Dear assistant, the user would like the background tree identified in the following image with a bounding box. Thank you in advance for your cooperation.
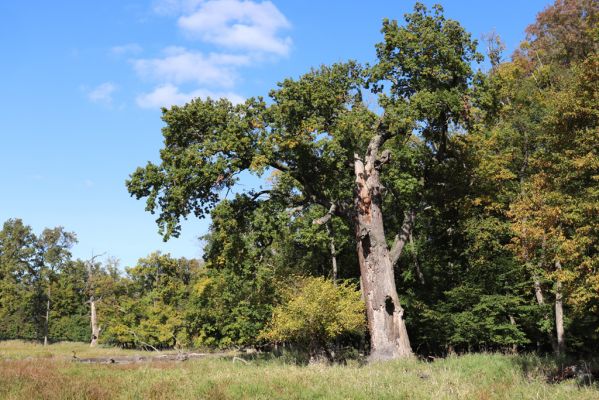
[0,219,39,340]
[36,227,77,345]
[102,253,199,349]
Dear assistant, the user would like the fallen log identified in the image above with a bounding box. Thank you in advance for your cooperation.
[72,352,210,364]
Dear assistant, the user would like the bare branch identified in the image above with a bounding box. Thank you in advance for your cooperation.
[287,205,306,215]
[269,160,290,172]
[313,204,337,225]
[129,330,161,353]
[249,190,272,201]
[375,149,391,170]
[389,210,416,267]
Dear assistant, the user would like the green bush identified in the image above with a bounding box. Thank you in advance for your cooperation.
[260,277,365,358]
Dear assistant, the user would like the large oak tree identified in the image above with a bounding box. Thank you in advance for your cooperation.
[127,3,480,360]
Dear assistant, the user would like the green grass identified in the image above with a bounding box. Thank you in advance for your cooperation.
[0,341,597,399]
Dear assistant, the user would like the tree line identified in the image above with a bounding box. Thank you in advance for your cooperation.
[1,1,597,359]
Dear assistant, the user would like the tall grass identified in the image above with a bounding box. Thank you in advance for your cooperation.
[0,341,596,399]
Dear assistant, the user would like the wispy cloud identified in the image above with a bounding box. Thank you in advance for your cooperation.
[136,83,244,109]
[87,82,117,105]
[133,47,249,87]
[178,0,292,55]
[111,43,143,56]
[152,0,203,16]
[125,0,291,110]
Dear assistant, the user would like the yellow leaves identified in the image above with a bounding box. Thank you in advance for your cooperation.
[568,269,599,312]
[284,138,300,150]
[548,268,576,285]
[249,119,263,129]
[472,197,483,207]
[260,277,365,345]
[193,276,212,297]
[572,151,599,171]
[249,154,269,174]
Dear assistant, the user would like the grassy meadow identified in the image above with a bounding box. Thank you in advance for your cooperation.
[0,341,597,399]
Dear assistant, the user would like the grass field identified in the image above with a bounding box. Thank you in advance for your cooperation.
[0,341,597,400]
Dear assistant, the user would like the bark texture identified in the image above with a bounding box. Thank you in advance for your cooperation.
[533,276,545,305]
[353,134,412,361]
[533,275,559,353]
[90,297,100,347]
[326,223,338,283]
[43,298,50,346]
[555,260,565,355]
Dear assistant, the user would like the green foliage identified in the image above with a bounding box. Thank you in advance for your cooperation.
[0,219,87,342]
[2,1,598,359]
[186,269,275,348]
[261,277,365,353]
[371,2,483,143]
[0,219,39,339]
[102,253,198,349]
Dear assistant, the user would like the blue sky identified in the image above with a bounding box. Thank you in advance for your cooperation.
[0,0,551,268]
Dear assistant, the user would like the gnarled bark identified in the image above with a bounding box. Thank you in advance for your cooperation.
[353,133,412,361]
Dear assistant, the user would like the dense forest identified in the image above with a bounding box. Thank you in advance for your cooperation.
[1,0,597,361]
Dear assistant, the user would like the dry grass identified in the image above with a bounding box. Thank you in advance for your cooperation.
[0,341,597,399]
[0,340,142,360]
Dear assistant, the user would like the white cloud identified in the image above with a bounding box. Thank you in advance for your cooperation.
[111,43,143,56]
[87,82,117,104]
[178,0,292,55]
[133,47,249,87]
[129,0,291,110]
[152,0,203,15]
[136,83,244,109]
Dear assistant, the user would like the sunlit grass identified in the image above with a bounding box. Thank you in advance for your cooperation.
[0,341,596,399]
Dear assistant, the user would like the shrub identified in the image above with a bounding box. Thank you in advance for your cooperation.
[260,277,365,359]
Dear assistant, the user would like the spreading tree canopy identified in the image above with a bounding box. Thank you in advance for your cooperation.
[127,3,481,360]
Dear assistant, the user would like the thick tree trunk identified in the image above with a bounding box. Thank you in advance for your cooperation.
[90,297,100,347]
[555,260,565,355]
[353,139,412,361]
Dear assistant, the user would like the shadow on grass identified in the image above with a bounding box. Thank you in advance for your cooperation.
[231,345,368,367]
[511,353,599,388]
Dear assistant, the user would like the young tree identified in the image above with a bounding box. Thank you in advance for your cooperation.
[36,227,77,345]
[127,4,481,360]
[103,253,198,349]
